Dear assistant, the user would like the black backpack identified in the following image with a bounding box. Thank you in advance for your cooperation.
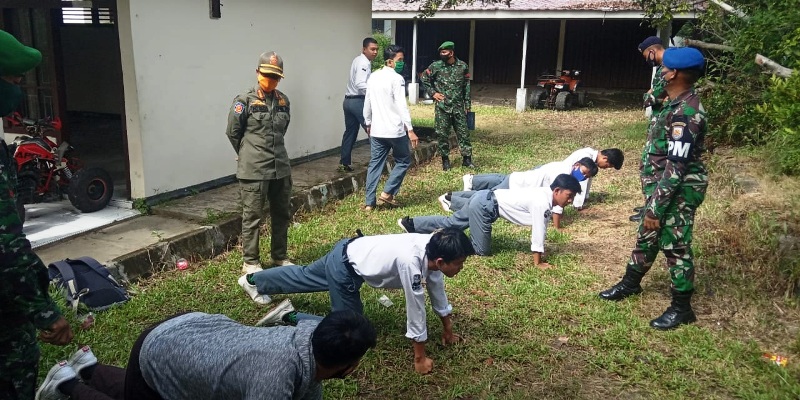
[48,257,130,312]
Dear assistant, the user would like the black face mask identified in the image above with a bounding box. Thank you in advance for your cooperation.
[440,54,451,62]
[646,50,657,67]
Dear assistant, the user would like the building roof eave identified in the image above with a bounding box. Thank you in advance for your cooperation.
[372,10,698,20]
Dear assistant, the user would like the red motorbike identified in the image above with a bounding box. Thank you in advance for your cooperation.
[3,112,113,222]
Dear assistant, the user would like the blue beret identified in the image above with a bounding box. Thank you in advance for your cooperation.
[662,47,705,70]
[637,36,662,52]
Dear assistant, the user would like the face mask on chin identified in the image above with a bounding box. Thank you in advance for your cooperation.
[647,50,657,67]
[0,78,24,117]
[440,53,451,62]
[257,74,279,93]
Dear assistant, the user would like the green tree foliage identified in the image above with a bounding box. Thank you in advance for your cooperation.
[402,0,510,17]
[640,0,800,174]
[370,32,393,72]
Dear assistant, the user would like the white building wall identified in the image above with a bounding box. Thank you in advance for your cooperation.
[119,0,372,198]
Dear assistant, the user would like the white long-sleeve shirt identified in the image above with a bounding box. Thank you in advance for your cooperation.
[363,66,413,138]
[494,187,554,253]
[345,54,371,96]
[561,147,597,209]
[508,161,571,191]
[348,233,451,342]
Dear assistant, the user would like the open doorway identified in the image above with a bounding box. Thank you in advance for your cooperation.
[2,1,138,248]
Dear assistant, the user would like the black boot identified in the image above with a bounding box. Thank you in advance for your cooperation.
[442,157,451,171]
[629,207,644,222]
[462,155,476,168]
[650,289,696,330]
[599,266,645,301]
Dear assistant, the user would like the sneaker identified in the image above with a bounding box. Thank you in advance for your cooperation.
[67,346,97,379]
[397,216,415,233]
[35,361,76,400]
[256,299,295,327]
[272,259,296,267]
[462,174,473,191]
[438,194,452,213]
[337,164,354,173]
[238,275,272,305]
[241,262,263,275]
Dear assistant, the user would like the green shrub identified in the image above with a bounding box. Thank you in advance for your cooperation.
[759,73,800,175]
[370,32,392,71]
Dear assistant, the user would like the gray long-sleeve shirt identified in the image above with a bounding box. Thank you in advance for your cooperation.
[140,313,321,400]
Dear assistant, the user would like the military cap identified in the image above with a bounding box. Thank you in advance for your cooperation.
[637,36,663,52]
[662,47,705,70]
[257,51,284,78]
[438,41,455,51]
[0,29,42,76]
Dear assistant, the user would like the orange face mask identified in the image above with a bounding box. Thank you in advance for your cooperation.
[258,74,279,93]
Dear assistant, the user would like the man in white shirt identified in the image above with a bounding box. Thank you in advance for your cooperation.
[363,44,419,209]
[402,174,581,268]
[561,147,624,211]
[443,158,596,216]
[237,228,475,375]
[339,37,378,172]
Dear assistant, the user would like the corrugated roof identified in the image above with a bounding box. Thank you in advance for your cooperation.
[372,0,643,12]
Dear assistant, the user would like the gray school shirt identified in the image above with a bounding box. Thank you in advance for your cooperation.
[139,312,321,400]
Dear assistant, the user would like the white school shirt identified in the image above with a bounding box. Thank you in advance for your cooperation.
[494,187,553,253]
[348,233,452,342]
[560,147,597,209]
[508,161,571,191]
[363,66,413,138]
[345,54,371,96]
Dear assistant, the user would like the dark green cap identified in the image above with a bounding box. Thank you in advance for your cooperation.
[438,41,455,51]
[0,29,42,76]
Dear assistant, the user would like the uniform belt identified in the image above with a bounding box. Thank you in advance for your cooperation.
[345,95,365,99]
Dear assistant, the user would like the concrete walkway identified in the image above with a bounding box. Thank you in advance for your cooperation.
[36,135,445,283]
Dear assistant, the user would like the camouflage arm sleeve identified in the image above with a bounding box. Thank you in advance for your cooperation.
[421,64,436,97]
[643,66,666,109]
[646,114,698,218]
[0,170,62,330]
[225,95,247,153]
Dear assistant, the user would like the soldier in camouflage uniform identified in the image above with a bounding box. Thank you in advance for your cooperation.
[226,51,294,275]
[599,47,708,331]
[0,29,74,400]
[421,41,473,171]
[631,36,668,223]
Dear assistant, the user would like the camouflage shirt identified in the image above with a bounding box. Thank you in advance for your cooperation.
[421,58,471,113]
[643,89,709,219]
[643,65,667,111]
[226,86,291,180]
[0,151,62,332]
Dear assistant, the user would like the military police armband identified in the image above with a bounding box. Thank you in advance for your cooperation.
[666,120,695,163]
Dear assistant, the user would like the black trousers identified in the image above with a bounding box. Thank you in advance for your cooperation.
[70,314,190,400]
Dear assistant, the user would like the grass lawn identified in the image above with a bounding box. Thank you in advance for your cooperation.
[40,104,800,399]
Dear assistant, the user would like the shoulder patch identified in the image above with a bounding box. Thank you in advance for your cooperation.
[412,274,422,291]
[233,101,244,115]
[544,210,552,219]
[671,122,686,140]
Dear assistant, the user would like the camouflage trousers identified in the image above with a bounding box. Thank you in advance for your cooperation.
[0,324,39,400]
[435,106,471,157]
[627,183,707,292]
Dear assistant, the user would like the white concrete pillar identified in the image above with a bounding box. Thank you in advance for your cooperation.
[516,20,529,113]
[556,19,566,71]
[410,19,419,104]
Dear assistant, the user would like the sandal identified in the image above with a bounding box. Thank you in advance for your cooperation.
[377,194,399,207]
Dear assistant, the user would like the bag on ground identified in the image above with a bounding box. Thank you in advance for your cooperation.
[48,257,130,312]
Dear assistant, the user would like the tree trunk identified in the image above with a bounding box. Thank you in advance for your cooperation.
[685,39,735,52]
[755,54,795,78]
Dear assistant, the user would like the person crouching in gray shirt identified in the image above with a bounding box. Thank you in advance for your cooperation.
[34,310,377,400]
